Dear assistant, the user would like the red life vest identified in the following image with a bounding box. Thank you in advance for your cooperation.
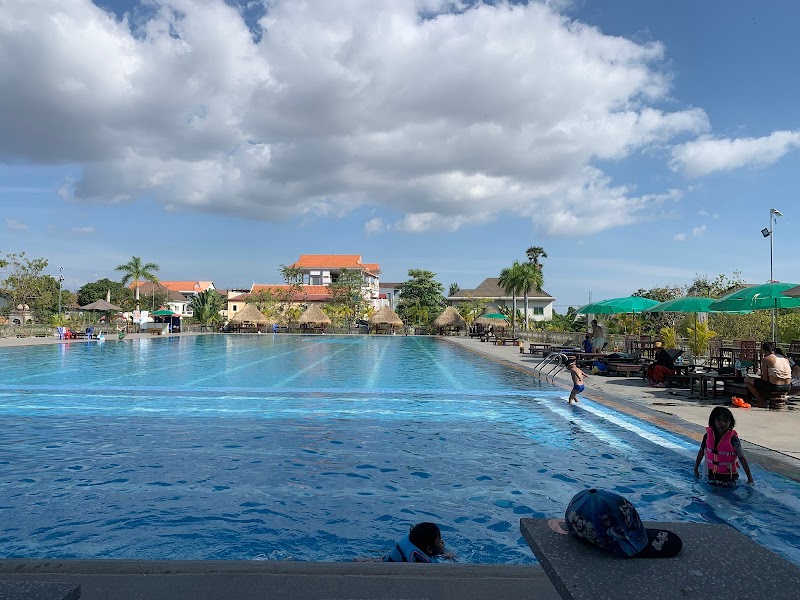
[705,427,739,475]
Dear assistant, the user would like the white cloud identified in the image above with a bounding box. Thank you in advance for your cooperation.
[692,224,707,237]
[72,226,96,234]
[364,217,385,234]
[673,233,686,241]
[0,0,711,234]
[6,218,28,231]
[670,130,800,178]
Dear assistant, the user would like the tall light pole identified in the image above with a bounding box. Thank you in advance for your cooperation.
[57,266,65,318]
[761,208,782,340]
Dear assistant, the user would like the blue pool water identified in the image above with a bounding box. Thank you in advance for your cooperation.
[0,335,798,564]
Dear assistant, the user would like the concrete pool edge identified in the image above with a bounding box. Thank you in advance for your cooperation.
[443,336,800,483]
[0,559,560,600]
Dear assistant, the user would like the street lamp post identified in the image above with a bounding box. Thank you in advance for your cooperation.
[57,266,65,318]
[761,208,783,341]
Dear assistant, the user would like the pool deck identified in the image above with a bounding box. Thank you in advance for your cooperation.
[1,332,798,599]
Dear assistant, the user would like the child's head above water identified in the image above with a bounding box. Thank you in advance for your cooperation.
[408,522,445,556]
[708,406,735,431]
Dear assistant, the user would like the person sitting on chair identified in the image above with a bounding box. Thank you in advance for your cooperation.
[646,342,675,387]
[745,341,791,406]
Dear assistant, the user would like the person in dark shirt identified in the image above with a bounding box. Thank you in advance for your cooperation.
[646,341,675,387]
[581,333,593,353]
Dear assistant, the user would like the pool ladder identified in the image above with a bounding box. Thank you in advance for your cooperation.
[532,352,570,382]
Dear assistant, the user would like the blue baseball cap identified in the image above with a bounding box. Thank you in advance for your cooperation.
[565,488,682,558]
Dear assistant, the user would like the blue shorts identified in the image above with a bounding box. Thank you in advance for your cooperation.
[572,384,585,393]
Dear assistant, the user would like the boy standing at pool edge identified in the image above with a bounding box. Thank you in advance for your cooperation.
[567,356,589,404]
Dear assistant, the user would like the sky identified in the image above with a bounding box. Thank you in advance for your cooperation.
[2,0,799,311]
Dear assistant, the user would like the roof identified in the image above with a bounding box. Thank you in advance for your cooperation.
[248,284,332,302]
[130,280,213,294]
[129,281,187,302]
[298,304,332,326]
[450,277,552,299]
[432,306,467,328]
[369,305,404,326]
[290,255,380,276]
[228,303,269,324]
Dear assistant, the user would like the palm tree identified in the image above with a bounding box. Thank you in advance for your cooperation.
[526,246,548,271]
[517,262,543,332]
[498,265,521,331]
[189,289,226,326]
[115,256,160,311]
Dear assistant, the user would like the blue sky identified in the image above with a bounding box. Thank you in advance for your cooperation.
[2,1,799,311]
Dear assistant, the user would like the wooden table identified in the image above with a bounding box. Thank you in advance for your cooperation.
[689,372,742,401]
[528,342,552,356]
[607,362,643,377]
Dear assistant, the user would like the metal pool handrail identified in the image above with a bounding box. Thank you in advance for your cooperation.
[532,352,569,381]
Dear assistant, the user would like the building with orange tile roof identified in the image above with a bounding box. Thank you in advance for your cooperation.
[288,254,382,309]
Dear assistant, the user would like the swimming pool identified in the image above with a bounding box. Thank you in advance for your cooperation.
[0,335,798,564]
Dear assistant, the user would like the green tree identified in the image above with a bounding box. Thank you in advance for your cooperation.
[76,278,133,307]
[448,283,460,299]
[396,270,445,327]
[249,289,289,322]
[632,284,684,334]
[498,265,520,330]
[115,256,160,310]
[547,308,585,332]
[328,270,368,323]
[190,289,226,326]
[516,262,542,331]
[526,246,548,271]
[456,297,490,324]
[0,252,50,313]
[279,264,303,285]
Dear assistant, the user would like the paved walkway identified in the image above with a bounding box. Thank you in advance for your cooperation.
[444,337,800,481]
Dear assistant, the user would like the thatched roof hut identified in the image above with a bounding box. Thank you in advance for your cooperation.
[298,304,332,326]
[432,306,466,329]
[228,303,269,325]
[369,305,404,330]
[474,313,509,327]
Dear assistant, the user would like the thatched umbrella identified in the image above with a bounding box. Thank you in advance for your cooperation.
[228,303,269,331]
[369,305,404,331]
[474,312,509,328]
[432,306,466,330]
[298,304,332,327]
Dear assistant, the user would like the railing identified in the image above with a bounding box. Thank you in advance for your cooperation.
[531,352,569,382]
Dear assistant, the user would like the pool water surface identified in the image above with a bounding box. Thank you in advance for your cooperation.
[0,335,798,564]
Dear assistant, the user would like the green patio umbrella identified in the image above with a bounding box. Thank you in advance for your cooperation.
[150,309,178,317]
[644,296,749,356]
[708,282,800,342]
[481,313,507,319]
[576,296,660,315]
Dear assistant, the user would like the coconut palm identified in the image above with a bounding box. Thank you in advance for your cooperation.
[516,261,543,331]
[498,265,520,330]
[115,256,160,311]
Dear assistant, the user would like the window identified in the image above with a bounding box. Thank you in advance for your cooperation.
[532,306,544,315]
[310,275,321,285]
[233,305,237,312]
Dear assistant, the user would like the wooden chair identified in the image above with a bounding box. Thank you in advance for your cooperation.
[708,338,723,370]
[737,340,757,374]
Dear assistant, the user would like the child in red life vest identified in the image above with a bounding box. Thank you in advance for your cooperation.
[694,406,754,485]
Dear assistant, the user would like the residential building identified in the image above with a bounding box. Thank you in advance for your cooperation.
[289,254,381,309]
[379,282,402,310]
[448,278,555,321]
[130,281,215,317]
